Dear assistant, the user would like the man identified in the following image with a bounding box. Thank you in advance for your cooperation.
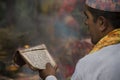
[39,0,120,80]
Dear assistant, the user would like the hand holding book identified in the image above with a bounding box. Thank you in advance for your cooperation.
[13,44,56,70]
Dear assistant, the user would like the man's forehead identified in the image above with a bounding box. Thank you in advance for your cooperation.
[83,5,90,15]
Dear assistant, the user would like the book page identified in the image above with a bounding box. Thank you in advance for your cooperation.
[18,44,56,69]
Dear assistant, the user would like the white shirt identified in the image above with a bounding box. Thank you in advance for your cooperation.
[71,43,120,80]
[46,43,120,80]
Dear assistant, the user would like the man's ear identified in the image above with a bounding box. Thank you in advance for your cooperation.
[97,16,108,32]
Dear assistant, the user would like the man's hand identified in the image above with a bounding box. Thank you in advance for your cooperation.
[39,63,57,80]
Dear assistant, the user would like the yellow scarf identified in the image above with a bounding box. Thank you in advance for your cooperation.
[90,28,120,54]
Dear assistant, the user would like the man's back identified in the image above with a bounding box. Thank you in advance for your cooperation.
[71,43,120,80]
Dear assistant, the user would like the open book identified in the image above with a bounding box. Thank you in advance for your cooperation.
[16,44,56,69]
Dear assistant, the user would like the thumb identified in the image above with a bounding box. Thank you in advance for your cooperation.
[46,63,58,71]
[46,63,52,68]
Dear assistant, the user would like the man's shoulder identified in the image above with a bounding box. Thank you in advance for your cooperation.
[72,43,120,80]
[77,43,120,67]
[95,43,120,56]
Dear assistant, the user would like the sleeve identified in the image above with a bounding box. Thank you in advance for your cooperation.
[45,75,57,80]
[71,59,83,80]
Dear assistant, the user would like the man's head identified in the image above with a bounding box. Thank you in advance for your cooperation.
[84,0,120,44]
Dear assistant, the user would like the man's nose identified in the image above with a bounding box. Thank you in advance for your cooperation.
[84,19,88,25]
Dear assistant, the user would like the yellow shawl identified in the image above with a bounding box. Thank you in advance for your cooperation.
[90,28,120,54]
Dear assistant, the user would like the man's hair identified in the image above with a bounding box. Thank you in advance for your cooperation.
[87,6,120,28]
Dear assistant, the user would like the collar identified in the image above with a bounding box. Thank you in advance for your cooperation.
[90,28,120,54]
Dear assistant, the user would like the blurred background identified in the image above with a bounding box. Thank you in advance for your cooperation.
[0,0,93,80]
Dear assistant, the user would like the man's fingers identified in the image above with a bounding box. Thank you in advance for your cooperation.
[46,63,58,71]
[46,63,52,68]
[39,63,57,79]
